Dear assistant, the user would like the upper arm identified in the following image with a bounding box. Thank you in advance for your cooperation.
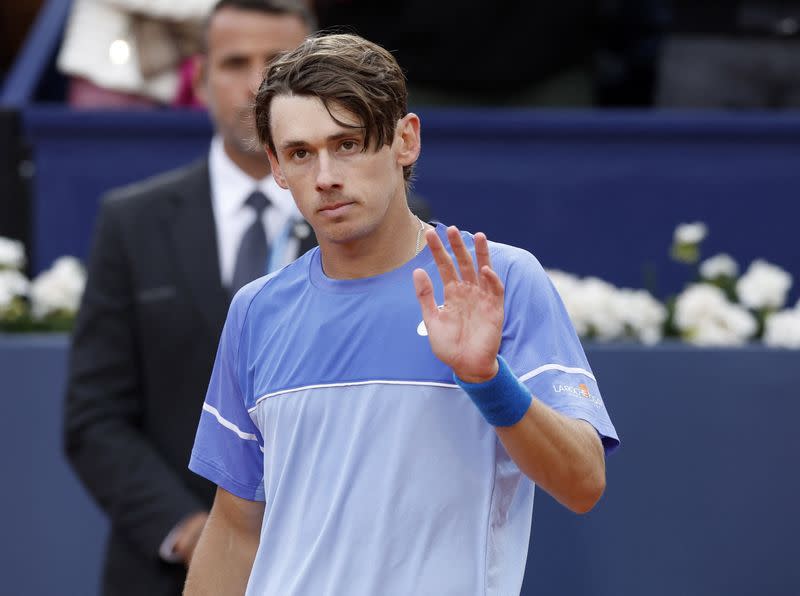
[189,287,266,500]
[573,418,606,465]
[497,247,620,454]
[184,486,264,594]
[211,486,265,536]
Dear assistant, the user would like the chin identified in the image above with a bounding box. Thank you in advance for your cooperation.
[318,219,374,245]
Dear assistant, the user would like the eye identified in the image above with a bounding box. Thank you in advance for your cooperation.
[220,55,248,70]
[339,139,359,152]
[291,149,309,161]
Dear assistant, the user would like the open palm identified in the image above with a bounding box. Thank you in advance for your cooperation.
[413,226,505,383]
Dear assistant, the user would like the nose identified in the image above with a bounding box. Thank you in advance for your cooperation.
[315,152,342,192]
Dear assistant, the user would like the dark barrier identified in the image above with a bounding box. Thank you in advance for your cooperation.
[2,335,797,596]
[0,108,31,258]
[0,335,105,596]
[21,107,800,300]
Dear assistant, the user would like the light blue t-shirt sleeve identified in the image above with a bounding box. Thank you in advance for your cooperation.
[189,288,266,501]
[497,246,620,454]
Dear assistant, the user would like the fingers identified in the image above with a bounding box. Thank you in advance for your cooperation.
[413,268,438,320]
[446,226,479,284]
[425,226,496,290]
[480,265,505,297]
[474,232,493,277]
[425,228,459,285]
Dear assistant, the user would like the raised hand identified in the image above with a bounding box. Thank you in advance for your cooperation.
[413,226,505,383]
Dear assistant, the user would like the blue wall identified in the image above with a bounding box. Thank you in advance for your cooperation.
[2,336,798,596]
[22,107,800,301]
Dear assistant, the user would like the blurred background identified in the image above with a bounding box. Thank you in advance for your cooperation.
[1,1,799,595]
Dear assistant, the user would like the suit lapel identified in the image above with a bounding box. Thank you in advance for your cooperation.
[166,161,229,335]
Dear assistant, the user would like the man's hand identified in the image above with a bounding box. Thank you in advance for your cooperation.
[174,511,209,568]
[413,226,504,383]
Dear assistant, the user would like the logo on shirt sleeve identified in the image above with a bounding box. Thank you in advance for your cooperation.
[553,382,603,407]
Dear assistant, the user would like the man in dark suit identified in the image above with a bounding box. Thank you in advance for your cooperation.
[64,2,314,595]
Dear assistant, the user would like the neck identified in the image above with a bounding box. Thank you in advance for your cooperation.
[223,139,272,180]
[319,199,428,280]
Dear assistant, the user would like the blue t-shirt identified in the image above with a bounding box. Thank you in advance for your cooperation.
[190,223,619,596]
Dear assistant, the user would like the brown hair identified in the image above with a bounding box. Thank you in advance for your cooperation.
[254,33,413,181]
[201,0,316,54]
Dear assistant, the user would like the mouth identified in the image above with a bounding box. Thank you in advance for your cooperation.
[318,201,356,216]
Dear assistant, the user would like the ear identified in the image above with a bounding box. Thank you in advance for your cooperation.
[267,147,288,189]
[192,54,208,106]
[394,113,421,169]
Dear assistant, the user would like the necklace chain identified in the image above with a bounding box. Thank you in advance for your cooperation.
[414,216,425,255]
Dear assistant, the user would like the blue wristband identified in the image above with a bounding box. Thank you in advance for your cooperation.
[453,356,532,427]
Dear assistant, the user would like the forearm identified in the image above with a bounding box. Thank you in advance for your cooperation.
[454,357,605,513]
[184,489,264,595]
[495,401,605,514]
[184,518,256,595]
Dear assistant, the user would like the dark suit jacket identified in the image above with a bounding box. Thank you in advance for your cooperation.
[64,160,317,596]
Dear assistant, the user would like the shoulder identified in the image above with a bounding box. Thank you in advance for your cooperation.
[229,249,316,324]
[101,159,208,215]
[487,239,540,270]
[439,224,549,287]
[488,241,554,300]
[459,231,548,283]
[446,225,552,297]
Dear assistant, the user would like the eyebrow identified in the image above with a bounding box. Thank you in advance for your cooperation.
[279,131,363,152]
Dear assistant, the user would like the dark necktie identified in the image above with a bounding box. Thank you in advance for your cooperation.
[231,191,271,293]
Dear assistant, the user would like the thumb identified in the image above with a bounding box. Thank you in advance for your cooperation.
[413,268,437,323]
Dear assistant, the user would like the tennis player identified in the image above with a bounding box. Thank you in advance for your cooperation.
[184,33,619,595]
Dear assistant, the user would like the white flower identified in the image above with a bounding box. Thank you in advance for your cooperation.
[699,253,739,280]
[674,283,757,346]
[735,259,792,310]
[615,288,667,345]
[674,222,708,245]
[674,284,726,330]
[764,309,800,349]
[29,256,86,319]
[692,304,757,347]
[0,269,30,310]
[0,236,26,270]
[569,277,626,341]
[548,270,667,343]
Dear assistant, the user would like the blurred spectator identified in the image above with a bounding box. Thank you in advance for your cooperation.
[63,2,313,595]
[314,0,598,107]
[658,1,800,108]
[57,0,219,108]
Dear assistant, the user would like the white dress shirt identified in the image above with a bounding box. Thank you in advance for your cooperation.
[208,135,303,288]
